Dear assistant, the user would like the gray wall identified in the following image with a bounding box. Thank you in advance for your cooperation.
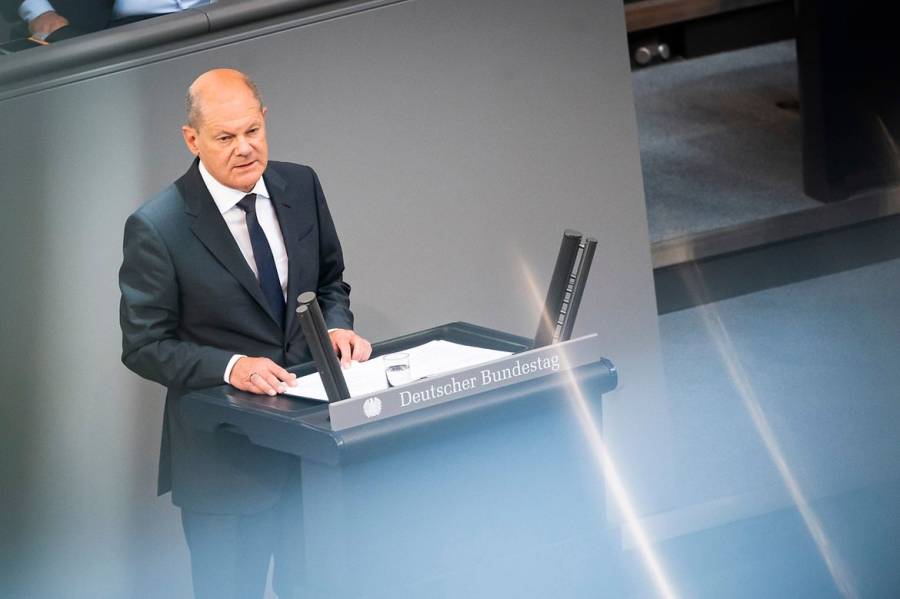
[0,0,667,596]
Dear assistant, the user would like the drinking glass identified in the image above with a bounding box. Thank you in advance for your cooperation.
[383,352,411,388]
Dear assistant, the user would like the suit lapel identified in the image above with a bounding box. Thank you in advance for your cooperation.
[177,160,280,326]
[265,166,306,340]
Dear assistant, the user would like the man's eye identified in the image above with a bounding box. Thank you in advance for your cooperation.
[217,136,232,142]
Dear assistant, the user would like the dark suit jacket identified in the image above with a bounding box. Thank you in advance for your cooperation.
[65,0,114,27]
[119,159,353,514]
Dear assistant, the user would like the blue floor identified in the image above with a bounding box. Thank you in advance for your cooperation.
[648,256,900,597]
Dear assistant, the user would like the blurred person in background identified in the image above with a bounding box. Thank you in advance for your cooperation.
[18,0,212,42]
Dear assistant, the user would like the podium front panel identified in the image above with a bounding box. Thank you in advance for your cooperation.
[181,322,619,597]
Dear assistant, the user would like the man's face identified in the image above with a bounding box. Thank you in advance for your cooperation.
[181,85,269,192]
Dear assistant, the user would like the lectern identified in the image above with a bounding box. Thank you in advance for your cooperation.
[183,323,617,598]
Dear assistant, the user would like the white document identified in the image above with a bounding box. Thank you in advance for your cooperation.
[283,340,513,401]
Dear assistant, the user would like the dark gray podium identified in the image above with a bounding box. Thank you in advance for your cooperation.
[182,322,617,598]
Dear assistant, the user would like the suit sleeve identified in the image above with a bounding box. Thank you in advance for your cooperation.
[18,0,54,22]
[119,211,233,390]
[311,169,354,331]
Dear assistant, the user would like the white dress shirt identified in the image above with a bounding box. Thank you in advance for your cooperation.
[197,161,290,383]
[19,0,211,23]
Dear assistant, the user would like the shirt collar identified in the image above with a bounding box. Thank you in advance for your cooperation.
[198,159,271,214]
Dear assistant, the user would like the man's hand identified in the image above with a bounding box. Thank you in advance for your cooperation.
[29,11,69,39]
[329,329,372,368]
[230,356,297,396]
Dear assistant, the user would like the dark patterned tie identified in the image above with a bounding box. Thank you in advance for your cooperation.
[237,193,285,326]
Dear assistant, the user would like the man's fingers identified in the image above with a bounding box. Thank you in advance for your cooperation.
[262,362,295,390]
[263,364,299,394]
[270,364,297,385]
[230,357,296,394]
[337,338,352,367]
[243,370,276,396]
[327,330,373,366]
[351,338,372,362]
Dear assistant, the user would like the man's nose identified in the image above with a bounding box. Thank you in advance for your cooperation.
[235,135,252,156]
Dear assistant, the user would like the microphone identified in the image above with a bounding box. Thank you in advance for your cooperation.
[296,292,350,402]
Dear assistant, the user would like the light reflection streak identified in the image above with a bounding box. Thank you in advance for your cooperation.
[679,263,858,599]
[874,114,900,170]
[520,260,681,599]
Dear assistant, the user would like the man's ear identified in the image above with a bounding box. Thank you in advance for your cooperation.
[181,125,200,155]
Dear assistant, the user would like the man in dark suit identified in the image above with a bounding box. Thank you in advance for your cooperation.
[119,68,371,599]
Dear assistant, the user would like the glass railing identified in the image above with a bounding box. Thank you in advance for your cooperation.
[0,0,339,90]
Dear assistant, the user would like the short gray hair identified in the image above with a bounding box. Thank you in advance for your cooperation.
[185,72,263,128]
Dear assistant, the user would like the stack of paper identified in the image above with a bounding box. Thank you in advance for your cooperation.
[283,340,513,401]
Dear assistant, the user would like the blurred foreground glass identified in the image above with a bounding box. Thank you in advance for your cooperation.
[383,352,411,388]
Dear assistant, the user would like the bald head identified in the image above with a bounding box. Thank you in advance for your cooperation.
[185,68,263,130]
[181,68,269,192]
